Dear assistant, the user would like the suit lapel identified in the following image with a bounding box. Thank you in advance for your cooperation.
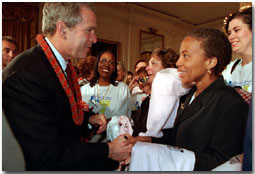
[174,77,225,126]
[175,87,203,125]
[174,87,196,126]
[177,93,203,123]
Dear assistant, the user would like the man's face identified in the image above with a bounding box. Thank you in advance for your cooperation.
[64,6,97,60]
[2,40,18,69]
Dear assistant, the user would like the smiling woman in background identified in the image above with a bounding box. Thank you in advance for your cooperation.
[222,7,252,92]
[81,49,131,142]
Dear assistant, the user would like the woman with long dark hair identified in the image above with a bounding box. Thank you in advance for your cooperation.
[81,49,131,142]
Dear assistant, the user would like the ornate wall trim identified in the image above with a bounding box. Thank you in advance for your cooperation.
[100,2,193,28]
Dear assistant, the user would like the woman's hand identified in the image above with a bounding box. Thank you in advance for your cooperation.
[121,134,152,147]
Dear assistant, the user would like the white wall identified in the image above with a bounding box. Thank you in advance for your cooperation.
[95,2,235,72]
[95,2,194,72]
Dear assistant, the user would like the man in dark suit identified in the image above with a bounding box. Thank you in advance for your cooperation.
[2,2,132,171]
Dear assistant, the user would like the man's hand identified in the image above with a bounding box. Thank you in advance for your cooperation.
[88,114,107,134]
[120,156,131,166]
[108,134,133,162]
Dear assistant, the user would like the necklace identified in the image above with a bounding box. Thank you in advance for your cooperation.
[97,84,110,101]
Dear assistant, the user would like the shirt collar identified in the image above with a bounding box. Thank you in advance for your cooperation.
[45,37,67,75]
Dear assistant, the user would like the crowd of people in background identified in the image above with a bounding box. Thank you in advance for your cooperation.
[2,2,252,172]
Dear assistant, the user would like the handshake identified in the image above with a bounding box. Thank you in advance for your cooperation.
[107,134,133,166]
[107,116,134,166]
[89,114,134,164]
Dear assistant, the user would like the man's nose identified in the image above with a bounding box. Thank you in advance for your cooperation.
[90,32,97,43]
[8,50,15,58]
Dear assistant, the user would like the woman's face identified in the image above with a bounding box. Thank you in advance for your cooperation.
[176,36,209,85]
[98,52,115,80]
[227,18,252,55]
[127,74,133,85]
[116,64,126,82]
[146,55,164,84]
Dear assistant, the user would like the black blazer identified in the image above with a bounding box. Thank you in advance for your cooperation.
[132,95,150,136]
[153,76,249,171]
[2,45,110,171]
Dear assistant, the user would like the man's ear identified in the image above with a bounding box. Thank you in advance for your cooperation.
[206,57,218,70]
[56,20,66,39]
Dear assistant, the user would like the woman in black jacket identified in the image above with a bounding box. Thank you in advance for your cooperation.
[124,27,249,171]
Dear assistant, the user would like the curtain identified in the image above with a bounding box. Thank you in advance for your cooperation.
[2,2,39,53]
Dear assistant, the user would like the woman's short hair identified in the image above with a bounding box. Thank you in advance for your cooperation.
[90,49,118,87]
[224,7,252,35]
[151,47,179,68]
[42,2,96,36]
[186,27,232,76]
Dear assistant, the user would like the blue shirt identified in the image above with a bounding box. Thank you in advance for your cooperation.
[45,37,67,77]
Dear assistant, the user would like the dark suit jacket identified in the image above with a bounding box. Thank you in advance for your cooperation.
[2,45,110,171]
[242,101,252,171]
[132,95,150,136]
[152,76,249,171]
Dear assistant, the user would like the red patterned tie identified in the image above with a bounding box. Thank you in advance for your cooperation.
[65,63,77,100]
